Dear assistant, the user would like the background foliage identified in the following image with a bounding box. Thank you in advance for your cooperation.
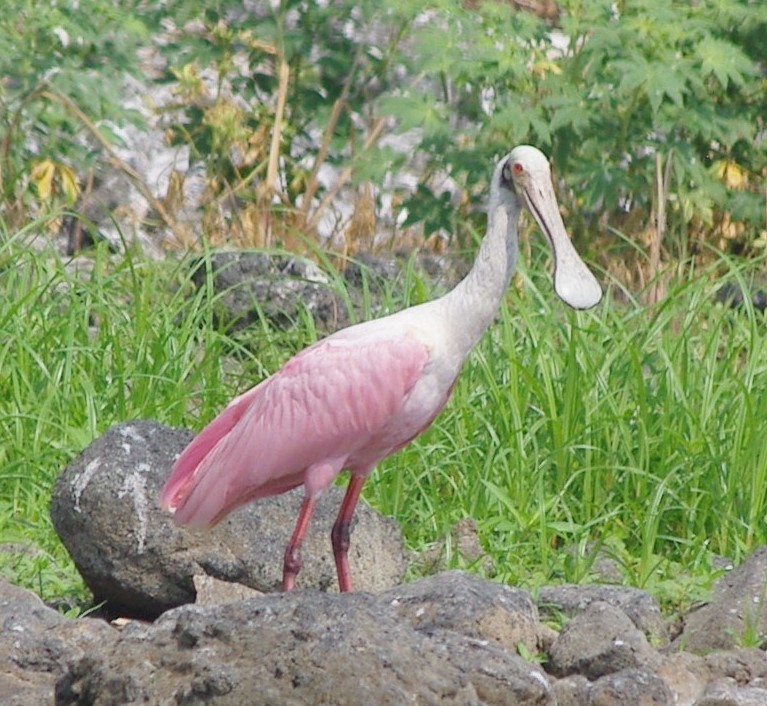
[0,0,148,223]
[2,0,766,260]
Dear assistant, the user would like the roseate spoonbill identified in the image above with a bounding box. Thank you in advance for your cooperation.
[161,145,602,592]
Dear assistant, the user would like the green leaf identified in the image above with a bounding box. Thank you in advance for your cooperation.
[695,37,755,89]
[616,56,688,115]
[400,184,454,236]
[378,93,446,137]
[351,146,406,184]
[544,87,594,135]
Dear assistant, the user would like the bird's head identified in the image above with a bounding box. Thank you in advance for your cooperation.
[493,145,602,310]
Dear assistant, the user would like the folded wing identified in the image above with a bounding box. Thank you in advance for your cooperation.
[160,331,430,527]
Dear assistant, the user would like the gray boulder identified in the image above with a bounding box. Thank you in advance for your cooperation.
[656,651,708,706]
[11,558,767,704]
[551,674,591,706]
[55,573,554,706]
[51,420,407,618]
[676,547,767,652]
[548,601,660,680]
[587,668,673,705]
[702,648,767,686]
[539,583,669,646]
[384,570,542,654]
[695,680,767,706]
[0,580,115,706]
[189,250,351,333]
[715,280,767,313]
[343,250,469,295]
[190,249,471,339]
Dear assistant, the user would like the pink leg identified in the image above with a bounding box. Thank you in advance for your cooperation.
[283,496,317,592]
[331,474,366,592]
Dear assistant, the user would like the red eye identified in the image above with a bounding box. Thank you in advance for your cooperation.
[512,162,524,176]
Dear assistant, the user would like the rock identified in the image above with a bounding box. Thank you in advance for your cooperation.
[696,679,767,706]
[189,250,351,334]
[551,674,590,706]
[675,547,767,652]
[343,250,468,295]
[537,622,560,654]
[0,580,116,706]
[703,649,767,685]
[715,281,767,313]
[416,516,495,575]
[561,541,626,584]
[588,668,673,705]
[193,575,263,606]
[342,251,404,290]
[383,570,541,654]
[51,420,407,619]
[539,583,669,645]
[655,651,708,706]
[548,601,660,679]
[189,249,470,338]
[11,553,767,704]
[55,577,555,706]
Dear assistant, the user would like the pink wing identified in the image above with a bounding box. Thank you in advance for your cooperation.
[160,331,430,528]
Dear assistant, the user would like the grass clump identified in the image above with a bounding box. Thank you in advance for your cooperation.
[0,231,283,602]
[1,228,766,615]
[368,250,767,612]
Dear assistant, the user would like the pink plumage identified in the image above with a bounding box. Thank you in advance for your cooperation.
[161,145,602,593]
[162,331,431,527]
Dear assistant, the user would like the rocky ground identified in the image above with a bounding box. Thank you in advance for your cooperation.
[4,419,767,705]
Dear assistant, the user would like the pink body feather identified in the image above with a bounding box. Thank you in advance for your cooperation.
[161,327,437,528]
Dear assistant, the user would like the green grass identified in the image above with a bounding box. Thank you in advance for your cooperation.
[1,227,766,616]
[367,250,767,612]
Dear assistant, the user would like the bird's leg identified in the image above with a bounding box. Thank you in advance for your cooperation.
[331,474,366,592]
[283,496,317,591]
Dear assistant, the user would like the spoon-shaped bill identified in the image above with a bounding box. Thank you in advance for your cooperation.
[523,179,602,310]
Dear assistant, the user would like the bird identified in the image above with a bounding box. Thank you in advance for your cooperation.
[160,145,602,593]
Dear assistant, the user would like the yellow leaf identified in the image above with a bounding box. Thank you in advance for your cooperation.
[171,62,206,100]
[30,159,56,201]
[239,30,276,54]
[58,164,80,204]
[531,60,562,77]
[711,159,748,190]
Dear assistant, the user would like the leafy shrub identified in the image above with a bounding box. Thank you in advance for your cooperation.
[3,0,765,265]
[381,0,767,257]
[0,0,149,227]
[154,0,417,249]
[156,0,766,262]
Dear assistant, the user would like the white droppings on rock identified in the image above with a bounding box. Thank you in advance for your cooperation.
[117,465,150,553]
[72,458,101,512]
[119,425,147,443]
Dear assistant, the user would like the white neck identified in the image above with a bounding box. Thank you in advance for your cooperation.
[436,194,521,358]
